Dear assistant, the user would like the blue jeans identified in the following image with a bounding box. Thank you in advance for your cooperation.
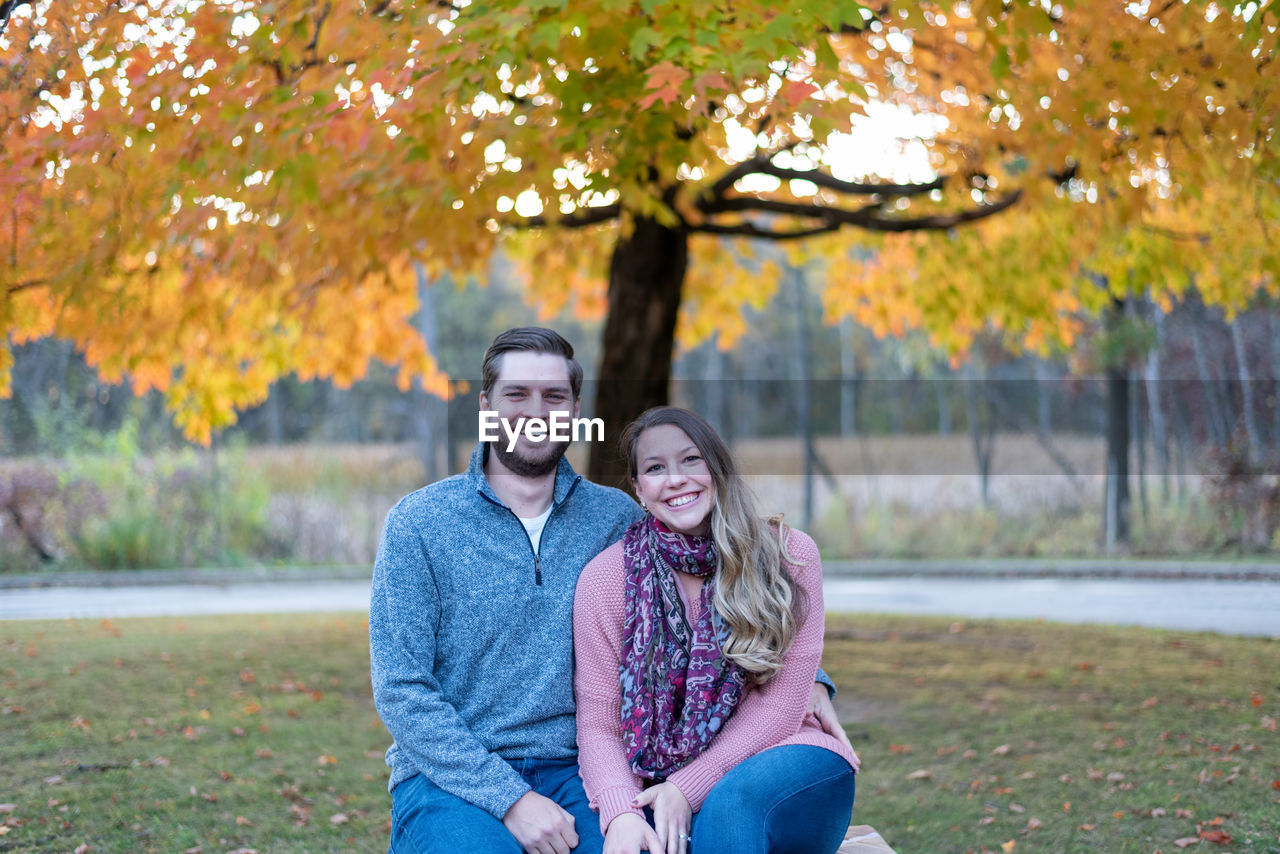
[690,745,856,854]
[389,758,605,854]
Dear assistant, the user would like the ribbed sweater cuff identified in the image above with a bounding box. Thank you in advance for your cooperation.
[666,765,718,812]
[594,785,644,834]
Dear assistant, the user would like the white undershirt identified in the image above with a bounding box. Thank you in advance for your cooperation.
[518,505,554,554]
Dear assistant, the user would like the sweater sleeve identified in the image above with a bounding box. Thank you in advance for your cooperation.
[573,544,647,835]
[665,530,827,811]
[369,504,530,819]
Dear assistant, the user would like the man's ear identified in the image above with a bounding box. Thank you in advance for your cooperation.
[572,396,581,419]
[479,391,490,411]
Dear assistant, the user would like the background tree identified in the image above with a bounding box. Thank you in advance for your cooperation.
[2,0,1276,484]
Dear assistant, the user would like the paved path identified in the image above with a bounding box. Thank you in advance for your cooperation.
[2,576,1276,636]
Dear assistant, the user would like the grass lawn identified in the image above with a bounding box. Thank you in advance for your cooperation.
[2,613,1277,854]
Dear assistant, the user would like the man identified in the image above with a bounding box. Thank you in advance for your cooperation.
[370,327,849,854]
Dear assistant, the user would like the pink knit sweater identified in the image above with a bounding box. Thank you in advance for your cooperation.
[572,529,859,835]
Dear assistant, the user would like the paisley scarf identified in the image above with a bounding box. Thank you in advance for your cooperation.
[619,515,746,779]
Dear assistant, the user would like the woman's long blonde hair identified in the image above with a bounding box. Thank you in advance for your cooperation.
[623,407,807,682]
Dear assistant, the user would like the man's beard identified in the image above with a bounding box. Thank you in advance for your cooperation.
[489,439,570,478]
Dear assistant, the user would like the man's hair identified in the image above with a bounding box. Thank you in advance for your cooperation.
[481,327,584,400]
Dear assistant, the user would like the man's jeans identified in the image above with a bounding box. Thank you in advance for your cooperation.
[690,745,856,854]
[389,758,604,854]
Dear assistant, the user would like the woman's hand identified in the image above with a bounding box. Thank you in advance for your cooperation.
[633,782,692,854]
[603,813,663,854]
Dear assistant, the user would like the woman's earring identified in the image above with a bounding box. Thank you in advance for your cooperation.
[640,500,647,511]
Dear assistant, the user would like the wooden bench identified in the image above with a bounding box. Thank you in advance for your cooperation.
[838,825,898,853]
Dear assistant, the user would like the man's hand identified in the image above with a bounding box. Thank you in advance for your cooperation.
[603,812,663,854]
[503,790,579,854]
[810,682,859,769]
[633,782,691,854]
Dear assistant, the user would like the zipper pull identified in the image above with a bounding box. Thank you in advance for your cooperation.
[535,554,542,586]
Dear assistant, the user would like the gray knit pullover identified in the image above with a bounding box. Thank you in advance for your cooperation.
[369,443,643,818]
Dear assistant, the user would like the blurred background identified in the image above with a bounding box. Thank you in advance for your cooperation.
[5,261,1277,575]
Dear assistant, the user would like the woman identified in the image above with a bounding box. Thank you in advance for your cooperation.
[574,407,858,854]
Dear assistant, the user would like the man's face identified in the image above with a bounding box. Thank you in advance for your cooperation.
[479,351,580,477]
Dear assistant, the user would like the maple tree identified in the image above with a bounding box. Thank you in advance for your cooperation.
[2,0,1277,484]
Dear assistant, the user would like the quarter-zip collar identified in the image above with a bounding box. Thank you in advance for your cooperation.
[469,443,582,512]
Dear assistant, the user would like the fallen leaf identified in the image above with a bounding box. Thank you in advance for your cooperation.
[1009,803,1026,813]
[1026,818,1043,830]
[235,816,251,826]
[1173,838,1198,849]
[888,743,913,754]
[73,844,92,853]
[1151,808,1167,817]
[1113,812,1125,819]
[1107,772,1126,783]
[225,848,258,854]
[1199,830,1232,844]
[317,755,338,765]
[1142,697,1159,709]
[962,750,977,760]
[1087,768,1104,781]
[329,813,349,825]
[979,816,995,825]
[992,744,1012,756]
[44,776,63,785]
[1079,824,1096,831]
[1001,840,1015,853]
[1176,808,1193,819]
[906,769,933,781]
[0,805,14,814]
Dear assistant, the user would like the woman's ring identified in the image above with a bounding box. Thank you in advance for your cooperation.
[679,832,689,840]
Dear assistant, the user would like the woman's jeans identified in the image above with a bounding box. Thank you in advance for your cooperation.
[389,758,604,854]
[690,745,856,854]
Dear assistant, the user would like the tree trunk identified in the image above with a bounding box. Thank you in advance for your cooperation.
[1105,364,1131,547]
[1104,297,1131,548]
[963,361,995,507]
[839,317,857,437]
[1145,302,1170,502]
[588,216,688,489]
[1230,314,1261,460]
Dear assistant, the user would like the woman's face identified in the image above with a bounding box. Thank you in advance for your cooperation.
[633,423,716,537]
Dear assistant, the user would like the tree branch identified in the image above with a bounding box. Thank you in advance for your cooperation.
[687,220,843,241]
[699,154,949,214]
[0,0,32,36]
[754,161,947,197]
[505,203,622,230]
[693,189,1023,240]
